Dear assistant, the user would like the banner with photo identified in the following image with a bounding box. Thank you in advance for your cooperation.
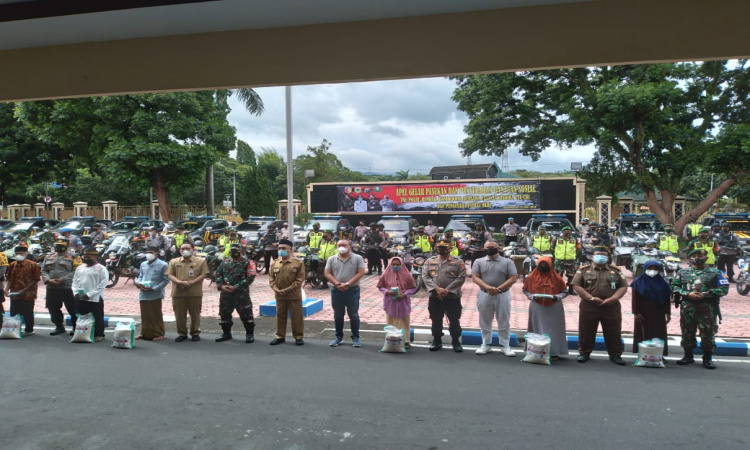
[337,181,541,212]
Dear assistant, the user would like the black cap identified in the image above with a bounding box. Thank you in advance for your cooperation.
[279,239,293,247]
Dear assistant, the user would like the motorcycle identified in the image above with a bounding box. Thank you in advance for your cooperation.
[201,244,223,282]
[244,242,265,273]
[736,251,750,296]
[103,234,146,288]
[522,246,553,280]
[295,246,326,288]
[403,248,428,295]
[630,239,660,277]
[657,250,681,284]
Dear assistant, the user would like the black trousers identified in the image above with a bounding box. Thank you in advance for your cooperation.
[46,288,77,329]
[263,250,278,273]
[504,235,518,246]
[10,299,34,332]
[77,299,105,337]
[428,296,462,341]
[380,248,390,269]
[717,255,736,280]
[366,248,382,273]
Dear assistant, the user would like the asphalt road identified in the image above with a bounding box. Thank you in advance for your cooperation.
[1,334,748,450]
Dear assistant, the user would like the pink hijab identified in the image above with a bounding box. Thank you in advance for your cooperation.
[377,256,416,292]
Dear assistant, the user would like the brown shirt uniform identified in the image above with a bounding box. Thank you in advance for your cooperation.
[167,256,209,298]
[571,264,628,299]
[269,257,305,300]
[422,256,467,299]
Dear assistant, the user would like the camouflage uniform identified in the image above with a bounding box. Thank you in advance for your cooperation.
[37,231,56,253]
[671,267,728,353]
[215,256,257,336]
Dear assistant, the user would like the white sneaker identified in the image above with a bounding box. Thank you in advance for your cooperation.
[501,346,516,357]
[475,344,491,355]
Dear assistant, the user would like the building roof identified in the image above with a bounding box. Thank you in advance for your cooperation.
[429,163,498,175]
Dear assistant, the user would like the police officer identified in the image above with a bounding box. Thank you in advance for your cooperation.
[363,223,385,275]
[59,227,83,255]
[214,243,257,343]
[219,228,242,258]
[171,225,194,250]
[88,223,108,245]
[440,228,464,258]
[260,225,280,275]
[595,223,615,250]
[686,227,719,268]
[552,226,581,295]
[306,222,324,249]
[424,220,439,240]
[571,246,628,365]
[716,223,740,282]
[532,225,552,252]
[500,217,521,246]
[317,231,337,289]
[422,238,467,352]
[685,216,702,240]
[41,239,81,335]
[413,226,432,253]
[671,248,729,369]
[38,225,56,252]
[145,226,169,257]
[657,223,680,254]
[586,221,598,238]
[468,224,491,266]
[577,217,591,236]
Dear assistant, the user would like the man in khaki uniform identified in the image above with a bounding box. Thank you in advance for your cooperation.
[167,242,209,342]
[269,239,306,346]
[571,245,628,365]
[423,238,467,352]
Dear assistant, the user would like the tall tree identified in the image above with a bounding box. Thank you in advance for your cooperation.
[236,140,257,167]
[17,91,236,222]
[452,61,750,232]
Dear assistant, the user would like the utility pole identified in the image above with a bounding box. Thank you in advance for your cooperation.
[285,86,294,227]
[207,165,215,216]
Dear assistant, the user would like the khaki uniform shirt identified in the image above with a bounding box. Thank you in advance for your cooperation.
[571,264,627,299]
[422,255,467,299]
[41,252,81,289]
[269,257,305,300]
[167,256,209,298]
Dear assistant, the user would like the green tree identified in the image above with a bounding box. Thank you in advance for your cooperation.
[17,91,236,223]
[236,140,257,167]
[395,169,410,180]
[451,61,750,232]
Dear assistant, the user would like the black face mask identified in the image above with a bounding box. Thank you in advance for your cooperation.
[83,258,96,266]
[691,258,707,267]
[437,247,450,255]
[230,250,241,258]
[55,245,67,253]
[485,247,499,256]
[538,264,551,273]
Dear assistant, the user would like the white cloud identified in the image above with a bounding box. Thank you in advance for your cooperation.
[227,78,596,174]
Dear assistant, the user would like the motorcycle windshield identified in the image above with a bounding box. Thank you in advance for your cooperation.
[106,236,130,254]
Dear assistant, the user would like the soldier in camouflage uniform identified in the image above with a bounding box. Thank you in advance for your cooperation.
[671,248,729,369]
[215,243,257,343]
[38,226,56,253]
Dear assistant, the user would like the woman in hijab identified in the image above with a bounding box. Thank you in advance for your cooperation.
[522,256,569,360]
[377,256,417,348]
[631,260,672,354]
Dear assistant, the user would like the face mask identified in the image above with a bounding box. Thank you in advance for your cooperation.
[485,247,499,256]
[337,247,349,255]
[55,245,67,253]
[538,264,551,273]
[392,266,402,272]
[69,249,78,257]
[230,250,241,257]
[15,254,26,262]
[181,250,192,258]
[691,257,707,266]
[562,234,571,239]
[145,253,156,262]
[278,250,289,258]
[437,247,450,255]
[645,270,659,277]
[665,229,673,234]
[699,235,708,240]
[593,255,608,265]
[83,258,96,266]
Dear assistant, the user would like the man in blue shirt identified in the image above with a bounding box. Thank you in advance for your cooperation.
[134,246,170,341]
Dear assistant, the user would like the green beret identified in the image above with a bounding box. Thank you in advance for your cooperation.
[698,227,711,233]
[688,248,707,257]
[561,226,572,231]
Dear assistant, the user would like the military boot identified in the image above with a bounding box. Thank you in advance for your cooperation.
[676,350,695,365]
[215,323,233,342]
[50,325,66,336]
[702,352,716,370]
[244,322,255,343]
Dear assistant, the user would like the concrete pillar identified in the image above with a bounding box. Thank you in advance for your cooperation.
[19,203,31,218]
[596,195,613,226]
[673,196,686,222]
[73,201,87,217]
[619,196,634,215]
[33,203,45,217]
[277,199,302,222]
[8,204,20,221]
[52,202,65,221]
[102,200,118,221]
[151,200,159,220]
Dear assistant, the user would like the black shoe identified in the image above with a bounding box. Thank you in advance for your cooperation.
[269,338,286,345]
[50,327,66,336]
[295,339,304,346]
[452,341,463,353]
[175,335,188,342]
[568,286,577,296]
[703,357,716,369]
[69,331,74,336]
[246,335,255,343]
[609,356,625,366]
[728,277,735,283]
[321,283,329,289]
[677,352,695,365]
[429,340,442,351]
[191,335,201,342]
[378,270,382,275]
[577,354,590,363]
[366,271,373,275]
[215,334,232,342]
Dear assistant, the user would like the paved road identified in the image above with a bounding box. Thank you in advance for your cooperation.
[1,334,748,449]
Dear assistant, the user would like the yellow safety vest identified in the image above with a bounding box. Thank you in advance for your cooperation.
[554,238,577,261]
[692,241,716,265]
[414,235,431,253]
[687,223,702,238]
[174,233,186,248]
[532,234,552,252]
[308,231,324,249]
[318,241,337,260]
[222,238,240,257]
[658,234,679,253]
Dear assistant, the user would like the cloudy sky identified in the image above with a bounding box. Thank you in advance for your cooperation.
[227,77,596,175]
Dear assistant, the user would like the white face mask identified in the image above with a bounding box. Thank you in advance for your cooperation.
[15,254,26,262]
[645,270,659,277]
[146,253,156,262]
[337,246,349,255]
[181,250,192,258]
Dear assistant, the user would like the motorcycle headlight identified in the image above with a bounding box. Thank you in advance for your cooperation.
[109,252,116,259]
[414,257,425,265]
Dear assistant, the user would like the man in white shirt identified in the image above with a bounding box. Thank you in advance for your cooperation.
[71,247,109,342]
[380,195,396,212]
[353,195,368,213]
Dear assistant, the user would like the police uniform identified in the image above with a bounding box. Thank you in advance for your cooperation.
[414,233,432,253]
[657,232,680,254]
[41,244,82,333]
[532,233,552,252]
[671,258,728,365]
[215,254,257,342]
[716,230,740,281]
[686,237,719,267]
[571,263,628,357]
[553,235,580,287]
[88,230,107,245]
[307,230,324,249]
[422,254,467,345]
[172,232,194,249]
[145,234,169,252]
